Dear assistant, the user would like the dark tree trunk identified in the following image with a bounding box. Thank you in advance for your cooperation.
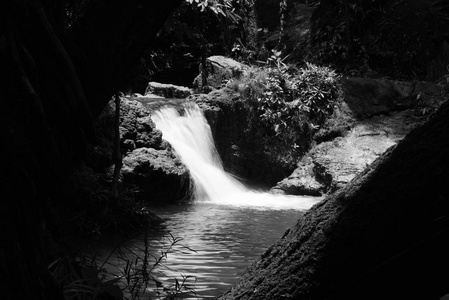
[0,1,181,299]
[112,91,122,200]
[343,0,354,58]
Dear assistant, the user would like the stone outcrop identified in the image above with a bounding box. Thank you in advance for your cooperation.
[218,97,449,300]
[121,148,190,203]
[96,97,191,203]
[272,77,447,195]
[144,81,192,98]
[194,56,248,89]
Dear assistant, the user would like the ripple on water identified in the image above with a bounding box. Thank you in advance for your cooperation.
[136,202,312,298]
[80,201,319,299]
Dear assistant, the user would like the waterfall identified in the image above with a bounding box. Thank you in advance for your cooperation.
[151,102,320,210]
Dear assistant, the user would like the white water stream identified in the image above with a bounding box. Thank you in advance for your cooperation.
[82,102,322,299]
[151,102,320,210]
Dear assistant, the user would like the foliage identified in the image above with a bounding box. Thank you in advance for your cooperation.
[49,233,197,300]
[293,63,340,124]
[140,0,256,84]
[49,253,123,300]
[309,0,449,78]
[69,165,155,238]
[226,56,341,168]
[116,233,197,299]
[251,54,340,133]
[186,0,247,23]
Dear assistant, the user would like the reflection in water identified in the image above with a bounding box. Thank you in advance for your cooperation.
[83,102,320,298]
[82,203,306,299]
[141,202,306,298]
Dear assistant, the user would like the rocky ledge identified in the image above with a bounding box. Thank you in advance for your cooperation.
[96,96,191,204]
[272,77,447,195]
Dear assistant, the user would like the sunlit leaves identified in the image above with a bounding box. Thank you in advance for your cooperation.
[185,0,243,23]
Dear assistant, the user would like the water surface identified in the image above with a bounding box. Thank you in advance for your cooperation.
[138,202,307,298]
[90,101,319,298]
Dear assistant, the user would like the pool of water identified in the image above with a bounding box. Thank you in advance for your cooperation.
[84,201,309,299]
[147,202,306,298]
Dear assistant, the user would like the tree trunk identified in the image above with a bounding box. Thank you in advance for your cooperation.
[343,0,354,59]
[112,91,122,200]
[0,1,182,299]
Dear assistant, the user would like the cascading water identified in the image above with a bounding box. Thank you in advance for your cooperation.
[151,102,320,210]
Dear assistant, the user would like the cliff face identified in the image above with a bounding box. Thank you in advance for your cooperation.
[218,98,449,299]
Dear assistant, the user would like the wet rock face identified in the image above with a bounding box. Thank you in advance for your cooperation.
[97,97,191,203]
[272,78,447,196]
[193,89,301,188]
[144,81,192,98]
[121,148,190,203]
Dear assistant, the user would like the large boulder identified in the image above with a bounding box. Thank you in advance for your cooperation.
[95,97,191,203]
[194,56,248,89]
[96,97,166,156]
[218,97,449,300]
[342,77,418,119]
[121,148,190,203]
[271,155,324,196]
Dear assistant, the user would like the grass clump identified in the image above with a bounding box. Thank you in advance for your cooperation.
[50,232,197,300]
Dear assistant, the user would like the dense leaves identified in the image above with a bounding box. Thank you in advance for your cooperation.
[309,0,449,78]
[225,58,341,170]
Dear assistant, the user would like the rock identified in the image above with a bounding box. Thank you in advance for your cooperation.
[271,156,324,196]
[194,56,248,89]
[122,139,136,152]
[121,148,190,203]
[218,99,449,300]
[117,97,165,151]
[149,66,199,87]
[144,81,192,98]
[116,98,189,203]
[131,92,164,100]
[192,87,301,188]
[95,96,189,204]
[341,77,417,119]
[273,78,446,196]
[274,110,428,195]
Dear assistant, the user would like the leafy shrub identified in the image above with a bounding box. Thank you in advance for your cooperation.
[225,59,341,170]
[308,0,449,78]
[293,63,340,124]
[49,233,197,300]
[245,60,340,134]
